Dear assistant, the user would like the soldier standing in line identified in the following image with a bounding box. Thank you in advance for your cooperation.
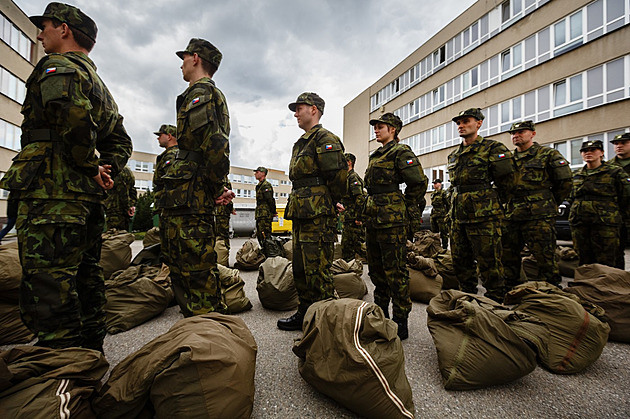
[152,124,178,247]
[339,153,367,262]
[501,121,572,288]
[569,140,630,267]
[215,180,235,251]
[0,3,132,351]
[430,178,450,249]
[609,132,630,269]
[364,113,427,340]
[161,38,234,317]
[277,92,347,331]
[447,108,515,301]
[104,165,137,231]
[254,166,276,252]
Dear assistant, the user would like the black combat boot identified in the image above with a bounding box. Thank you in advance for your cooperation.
[394,317,408,340]
[277,312,304,331]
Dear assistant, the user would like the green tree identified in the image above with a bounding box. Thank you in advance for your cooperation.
[133,191,154,232]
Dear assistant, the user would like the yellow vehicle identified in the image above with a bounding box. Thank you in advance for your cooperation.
[272,204,292,234]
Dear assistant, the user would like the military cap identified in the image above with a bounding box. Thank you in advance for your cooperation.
[432,178,443,184]
[176,38,222,69]
[611,132,630,143]
[153,124,176,136]
[369,113,403,134]
[253,166,268,174]
[508,120,536,133]
[452,108,485,122]
[344,153,356,165]
[288,92,325,114]
[30,2,97,42]
[579,140,604,152]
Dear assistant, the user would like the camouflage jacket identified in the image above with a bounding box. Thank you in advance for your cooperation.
[447,136,515,223]
[505,142,572,221]
[430,188,449,217]
[162,77,230,214]
[608,156,630,175]
[364,140,427,230]
[105,166,137,214]
[255,179,276,219]
[0,52,132,203]
[285,125,347,220]
[569,161,630,226]
[152,145,179,210]
[341,169,366,223]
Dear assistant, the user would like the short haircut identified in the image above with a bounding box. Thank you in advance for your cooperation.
[199,58,218,77]
[50,18,95,52]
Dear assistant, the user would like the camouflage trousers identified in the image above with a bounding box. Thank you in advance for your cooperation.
[292,216,337,316]
[16,199,106,351]
[215,215,231,250]
[571,222,620,268]
[502,218,560,289]
[105,211,131,231]
[430,214,449,249]
[161,212,226,317]
[450,219,505,301]
[365,225,411,320]
[256,217,272,249]
[616,224,628,269]
[341,220,365,262]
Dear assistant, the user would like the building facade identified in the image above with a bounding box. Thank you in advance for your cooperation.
[344,0,630,201]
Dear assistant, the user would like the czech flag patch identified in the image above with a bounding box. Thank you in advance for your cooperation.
[406,159,414,165]
[559,160,567,165]
[498,153,506,158]
[46,67,57,74]
[325,144,333,150]
[192,97,200,105]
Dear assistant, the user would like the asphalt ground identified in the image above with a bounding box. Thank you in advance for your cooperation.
[2,236,629,418]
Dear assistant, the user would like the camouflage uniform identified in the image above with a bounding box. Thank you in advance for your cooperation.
[430,187,450,249]
[502,135,572,288]
[0,4,132,350]
[255,177,276,248]
[448,123,515,301]
[215,181,233,249]
[608,144,630,269]
[161,39,230,317]
[104,166,137,231]
[364,113,428,324]
[153,141,178,246]
[341,168,366,261]
[569,160,630,267]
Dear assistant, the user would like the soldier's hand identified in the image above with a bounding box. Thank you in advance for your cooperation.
[336,203,345,212]
[94,165,114,190]
[355,220,363,226]
[129,206,136,216]
[215,187,236,205]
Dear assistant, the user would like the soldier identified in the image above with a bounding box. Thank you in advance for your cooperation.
[104,165,137,231]
[569,140,630,267]
[609,132,630,269]
[447,108,515,301]
[152,124,178,247]
[364,113,427,340]
[430,178,449,249]
[0,3,132,351]
[339,152,367,262]
[254,166,276,252]
[277,92,347,331]
[215,181,235,250]
[161,38,234,317]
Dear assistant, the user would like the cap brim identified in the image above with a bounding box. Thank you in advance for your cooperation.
[175,51,187,59]
[29,16,45,29]
[580,147,602,152]
[369,119,381,126]
[153,132,162,135]
[288,102,299,112]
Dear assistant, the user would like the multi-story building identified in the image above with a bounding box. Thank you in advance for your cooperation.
[228,165,291,208]
[344,0,630,201]
[0,0,45,228]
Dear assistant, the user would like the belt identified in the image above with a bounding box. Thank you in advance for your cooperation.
[453,184,491,193]
[367,184,399,195]
[175,149,204,164]
[578,194,616,202]
[292,177,325,189]
[512,189,551,199]
[24,129,61,142]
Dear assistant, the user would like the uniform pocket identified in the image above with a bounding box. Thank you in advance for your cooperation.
[0,142,49,191]
[161,159,198,209]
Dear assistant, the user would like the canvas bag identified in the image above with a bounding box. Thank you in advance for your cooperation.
[0,242,33,345]
[426,290,539,390]
[409,230,442,258]
[142,227,160,248]
[256,256,298,311]
[293,299,415,419]
[331,259,367,299]
[93,314,257,419]
[282,239,293,261]
[100,229,135,279]
[408,262,443,304]
[215,239,230,267]
[130,243,161,267]
[235,239,265,270]
[433,250,459,290]
[218,264,252,313]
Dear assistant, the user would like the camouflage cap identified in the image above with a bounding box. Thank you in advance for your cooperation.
[253,166,268,174]
[176,38,222,69]
[30,2,97,42]
[452,108,485,122]
[369,113,403,133]
[154,124,176,136]
[611,132,630,143]
[344,153,356,165]
[579,140,604,152]
[288,92,325,114]
[508,120,536,133]
[432,178,443,184]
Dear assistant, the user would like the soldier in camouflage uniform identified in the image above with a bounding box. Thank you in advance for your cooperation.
[277,92,347,331]
[364,113,427,340]
[161,38,235,317]
[430,179,449,249]
[215,180,235,249]
[609,132,630,269]
[569,140,630,267]
[447,108,515,301]
[254,166,276,252]
[104,165,137,231]
[0,3,132,351]
[502,121,572,288]
[339,153,366,262]
[152,124,178,246]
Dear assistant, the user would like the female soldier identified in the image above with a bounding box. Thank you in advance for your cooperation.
[569,140,630,267]
[363,113,427,340]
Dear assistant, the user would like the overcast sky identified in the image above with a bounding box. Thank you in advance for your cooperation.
[18,0,476,172]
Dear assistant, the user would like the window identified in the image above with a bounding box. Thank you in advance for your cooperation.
[0,118,21,151]
[134,180,153,192]
[132,160,153,173]
[502,1,511,22]
[0,67,26,104]
[0,13,33,62]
